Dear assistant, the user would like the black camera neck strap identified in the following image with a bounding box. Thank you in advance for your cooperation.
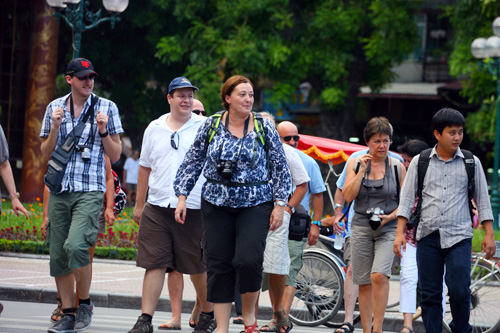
[69,94,98,147]
[217,111,249,164]
[363,157,390,213]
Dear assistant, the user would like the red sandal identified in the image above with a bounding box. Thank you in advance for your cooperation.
[245,322,260,332]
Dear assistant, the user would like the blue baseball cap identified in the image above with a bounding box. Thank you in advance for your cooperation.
[168,76,199,95]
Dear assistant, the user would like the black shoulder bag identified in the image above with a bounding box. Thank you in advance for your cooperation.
[44,95,99,193]
[289,204,311,241]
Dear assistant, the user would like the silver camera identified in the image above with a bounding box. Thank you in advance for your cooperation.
[81,147,91,161]
[366,207,384,230]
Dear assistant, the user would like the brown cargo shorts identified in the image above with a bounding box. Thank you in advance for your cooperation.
[136,203,206,274]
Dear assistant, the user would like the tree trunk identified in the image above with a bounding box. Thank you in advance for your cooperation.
[20,0,59,202]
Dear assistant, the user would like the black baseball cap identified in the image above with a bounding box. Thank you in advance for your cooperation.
[66,58,98,78]
[168,76,199,95]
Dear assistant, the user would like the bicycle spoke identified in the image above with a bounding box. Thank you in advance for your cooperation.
[443,256,500,333]
[289,252,344,326]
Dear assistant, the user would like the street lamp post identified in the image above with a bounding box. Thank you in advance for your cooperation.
[471,17,500,230]
[46,0,128,58]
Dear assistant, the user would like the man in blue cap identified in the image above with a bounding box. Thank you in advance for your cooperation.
[128,77,215,333]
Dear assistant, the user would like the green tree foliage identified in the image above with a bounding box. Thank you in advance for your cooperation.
[446,0,500,144]
[153,0,418,139]
[56,0,183,146]
[56,0,417,142]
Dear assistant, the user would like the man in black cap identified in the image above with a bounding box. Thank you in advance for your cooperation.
[128,77,215,333]
[40,58,123,333]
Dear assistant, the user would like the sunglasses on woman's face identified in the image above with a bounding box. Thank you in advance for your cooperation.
[193,110,207,116]
[282,135,300,142]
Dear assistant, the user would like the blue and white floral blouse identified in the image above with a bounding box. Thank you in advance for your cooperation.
[174,113,291,208]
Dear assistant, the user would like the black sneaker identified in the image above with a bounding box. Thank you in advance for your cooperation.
[128,315,153,333]
[193,313,217,333]
[74,302,93,331]
[48,315,76,333]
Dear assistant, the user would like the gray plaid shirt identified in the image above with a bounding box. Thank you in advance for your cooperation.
[397,146,493,248]
[40,93,124,193]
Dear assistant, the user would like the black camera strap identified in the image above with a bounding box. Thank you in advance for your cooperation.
[70,94,97,149]
[44,94,99,193]
[363,157,390,213]
[216,111,249,165]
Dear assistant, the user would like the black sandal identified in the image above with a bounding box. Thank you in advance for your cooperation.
[50,297,63,323]
[274,309,292,333]
[400,326,413,333]
[335,322,354,333]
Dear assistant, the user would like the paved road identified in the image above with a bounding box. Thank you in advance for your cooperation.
[1,300,389,333]
[0,254,418,332]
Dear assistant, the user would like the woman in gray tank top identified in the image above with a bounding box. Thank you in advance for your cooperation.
[343,117,406,333]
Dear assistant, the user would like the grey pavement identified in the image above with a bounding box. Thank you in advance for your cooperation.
[0,300,346,333]
[0,253,423,332]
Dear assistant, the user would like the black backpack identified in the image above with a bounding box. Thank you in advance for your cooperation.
[407,148,475,233]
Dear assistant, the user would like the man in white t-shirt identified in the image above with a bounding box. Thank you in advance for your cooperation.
[123,149,140,205]
[128,77,214,333]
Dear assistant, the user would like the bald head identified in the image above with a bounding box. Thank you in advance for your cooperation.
[277,121,299,148]
[193,99,206,117]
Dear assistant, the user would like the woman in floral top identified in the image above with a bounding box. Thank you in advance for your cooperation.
[174,75,291,333]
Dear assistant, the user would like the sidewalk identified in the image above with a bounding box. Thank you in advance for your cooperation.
[0,253,274,317]
[0,252,423,332]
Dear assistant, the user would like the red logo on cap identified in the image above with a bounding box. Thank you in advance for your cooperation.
[81,61,90,68]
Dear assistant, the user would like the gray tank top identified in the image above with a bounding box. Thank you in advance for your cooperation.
[352,157,398,228]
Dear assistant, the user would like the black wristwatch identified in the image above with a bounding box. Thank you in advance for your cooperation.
[99,131,109,138]
[286,204,295,214]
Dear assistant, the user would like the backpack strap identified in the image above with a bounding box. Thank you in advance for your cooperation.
[252,111,266,147]
[410,148,432,236]
[389,157,401,202]
[461,149,476,223]
[206,110,225,146]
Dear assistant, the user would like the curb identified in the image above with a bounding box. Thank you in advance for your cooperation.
[0,253,424,331]
[0,285,275,320]
[0,252,136,266]
[0,285,425,331]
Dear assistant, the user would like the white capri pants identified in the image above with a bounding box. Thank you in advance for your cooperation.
[399,244,446,316]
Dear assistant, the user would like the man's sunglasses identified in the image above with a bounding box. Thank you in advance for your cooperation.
[171,132,179,150]
[75,74,96,81]
[282,135,300,142]
[193,110,207,116]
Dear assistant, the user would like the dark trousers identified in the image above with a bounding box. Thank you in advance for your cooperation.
[416,231,472,333]
[202,199,272,303]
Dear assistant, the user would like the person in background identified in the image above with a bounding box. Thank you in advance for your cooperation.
[0,125,29,218]
[395,108,495,333]
[123,149,140,206]
[259,115,309,333]
[192,99,207,117]
[0,123,29,319]
[277,121,326,326]
[343,117,406,333]
[395,139,430,333]
[174,75,291,333]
